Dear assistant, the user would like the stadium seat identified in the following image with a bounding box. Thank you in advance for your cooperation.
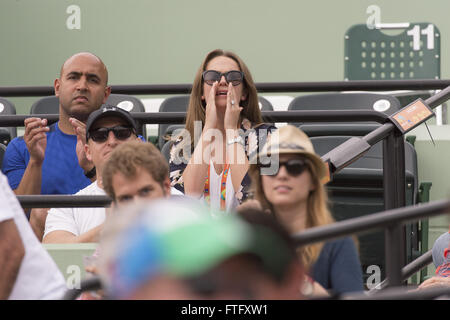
[0,143,6,168]
[311,135,419,283]
[157,95,190,150]
[344,23,439,280]
[287,92,402,133]
[258,96,274,111]
[30,94,147,138]
[287,92,422,283]
[30,96,59,115]
[0,97,17,145]
[161,140,174,163]
[288,92,403,152]
[104,94,147,138]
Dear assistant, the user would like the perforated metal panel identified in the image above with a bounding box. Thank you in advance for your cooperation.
[345,23,440,80]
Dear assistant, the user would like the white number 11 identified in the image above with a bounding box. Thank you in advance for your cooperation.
[407,24,434,51]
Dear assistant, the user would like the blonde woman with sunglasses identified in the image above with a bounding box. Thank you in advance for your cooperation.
[169,49,275,212]
[248,125,364,297]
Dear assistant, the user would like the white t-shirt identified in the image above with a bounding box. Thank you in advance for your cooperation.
[44,182,185,238]
[170,187,183,196]
[0,173,66,299]
[201,161,238,212]
[44,181,106,238]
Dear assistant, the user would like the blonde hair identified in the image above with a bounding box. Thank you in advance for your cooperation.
[249,157,335,269]
[182,49,263,148]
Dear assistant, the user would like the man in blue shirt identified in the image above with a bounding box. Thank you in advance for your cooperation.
[2,52,111,238]
[2,52,111,195]
[2,52,110,195]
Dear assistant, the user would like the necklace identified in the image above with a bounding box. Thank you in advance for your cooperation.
[204,163,230,211]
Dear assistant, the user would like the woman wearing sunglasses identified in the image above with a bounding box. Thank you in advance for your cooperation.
[248,125,364,297]
[169,49,275,211]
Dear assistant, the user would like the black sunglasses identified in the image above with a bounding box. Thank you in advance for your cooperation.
[88,126,135,143]
[260,158,309,177]
[202,70,244,86]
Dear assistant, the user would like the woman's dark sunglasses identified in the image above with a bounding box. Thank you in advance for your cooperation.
[260,159,309,177]
[202,70,244,86]
[88,126,135,143]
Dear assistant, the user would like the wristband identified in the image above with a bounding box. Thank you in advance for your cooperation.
[227,136,245,147]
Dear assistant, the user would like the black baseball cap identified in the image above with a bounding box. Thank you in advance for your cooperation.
[85,105,137,142]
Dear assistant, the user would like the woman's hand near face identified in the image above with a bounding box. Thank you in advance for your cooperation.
[204,81,219,130]
[224,83,243,130]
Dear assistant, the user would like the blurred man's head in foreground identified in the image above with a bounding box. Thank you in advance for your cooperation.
[97,198,304,300]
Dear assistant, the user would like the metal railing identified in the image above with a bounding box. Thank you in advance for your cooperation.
[2,79,450,97]
[3,79,450,290]
[292,199,450,292]
[60,200,446,300]
[0,109,389,127]
[342,285,450,300]
[376,250,433,290]
[4,107,422,287]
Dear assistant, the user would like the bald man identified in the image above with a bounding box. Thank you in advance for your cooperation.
[3,52,110,195]
[2,52,110,237]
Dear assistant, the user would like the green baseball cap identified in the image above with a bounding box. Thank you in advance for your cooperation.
[98,198,295,298]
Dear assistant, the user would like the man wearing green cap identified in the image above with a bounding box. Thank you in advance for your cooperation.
[97,198,305,300]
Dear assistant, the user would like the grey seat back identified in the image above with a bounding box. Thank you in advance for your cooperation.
[161,140,173,164]
[0,97,17,145]
[157,95,190,150]
[30,94,147,138]
[311,135,418,283]
[258,96,274,111]
[105,94,147,138]
[288,93,415,284]
[30,96,59,115]
[288,92,402,135]
[0,143,6,168]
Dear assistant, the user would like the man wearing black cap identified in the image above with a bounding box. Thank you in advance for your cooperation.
[42,106,141,244]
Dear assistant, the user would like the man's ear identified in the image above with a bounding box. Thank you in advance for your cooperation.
[84,143,93,162]
[163,177,171,197]
[54,78,60,97]
[103,86,111,103]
